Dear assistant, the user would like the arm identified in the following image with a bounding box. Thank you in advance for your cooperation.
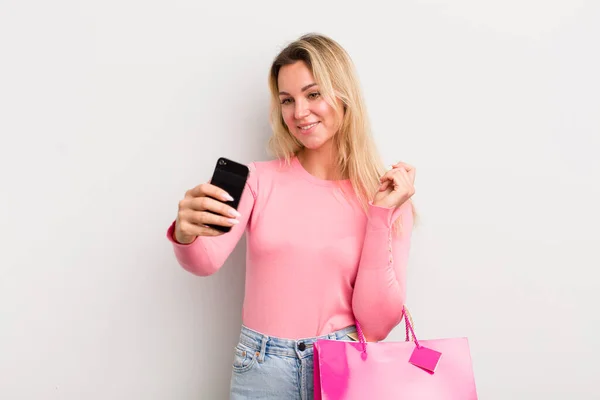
[165,163,258,276]
[352,200,414,341]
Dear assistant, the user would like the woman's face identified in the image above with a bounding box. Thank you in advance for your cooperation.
[277,61,343,151]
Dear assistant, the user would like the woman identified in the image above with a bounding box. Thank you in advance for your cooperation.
[167,33,416,399]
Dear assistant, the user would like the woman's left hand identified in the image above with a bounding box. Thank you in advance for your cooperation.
[373,162,416,209]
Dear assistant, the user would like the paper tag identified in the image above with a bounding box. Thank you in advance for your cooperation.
[409,346,442,373]
[346,332,359,342]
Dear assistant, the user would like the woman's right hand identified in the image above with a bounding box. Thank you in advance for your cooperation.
[174,183,242,244]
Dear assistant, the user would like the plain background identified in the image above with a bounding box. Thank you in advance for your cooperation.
[1,0,599,398]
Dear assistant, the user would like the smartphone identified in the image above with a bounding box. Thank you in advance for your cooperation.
[206,157,249,233]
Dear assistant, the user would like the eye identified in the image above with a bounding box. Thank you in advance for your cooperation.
[280,97,293,105]
[308,91,321,100]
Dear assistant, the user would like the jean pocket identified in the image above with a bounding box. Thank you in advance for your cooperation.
[232,343,258,374]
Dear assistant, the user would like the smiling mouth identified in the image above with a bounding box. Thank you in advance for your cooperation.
[298,122,319,130]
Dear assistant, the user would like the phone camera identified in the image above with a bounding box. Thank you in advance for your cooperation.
[218,159,226,166]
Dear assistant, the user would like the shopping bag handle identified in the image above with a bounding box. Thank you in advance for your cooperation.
[355,306,421,353]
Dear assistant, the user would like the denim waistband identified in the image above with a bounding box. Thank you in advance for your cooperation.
[237,324,357,360]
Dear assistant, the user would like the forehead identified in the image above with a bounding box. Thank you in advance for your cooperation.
[277,61,316,92]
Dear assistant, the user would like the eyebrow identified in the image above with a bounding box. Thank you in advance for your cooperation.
[278,83,318,96]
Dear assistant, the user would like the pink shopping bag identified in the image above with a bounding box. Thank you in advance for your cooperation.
[314,307,478,399]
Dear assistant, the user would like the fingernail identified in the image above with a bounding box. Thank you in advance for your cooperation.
[222,193,234,201]
[229,209,241,218]
[228,218,240,225]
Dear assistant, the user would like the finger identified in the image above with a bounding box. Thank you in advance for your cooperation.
[379,180,391,191]
[389,171,404,189]
[380,168,403,183]
[189,210,240,228]
[379,171,390,182]
[379,171,403,191]
[188,182,233,202]
[392,162,415,173]
[188,196,241,218]
[395,167,412,187]
[407,167,415,183]
[178,220,224,237]
[396,163,415,183]
[392,161,413,168]
[393,169,415,197]
[380,168,407,191]
[391,162,415,184]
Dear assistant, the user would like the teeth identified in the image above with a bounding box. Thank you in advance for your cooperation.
[300,122,318,130]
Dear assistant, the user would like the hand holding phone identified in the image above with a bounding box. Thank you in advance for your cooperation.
[174,158,249,243]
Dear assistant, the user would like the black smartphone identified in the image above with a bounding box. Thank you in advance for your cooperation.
[206,157,249,233]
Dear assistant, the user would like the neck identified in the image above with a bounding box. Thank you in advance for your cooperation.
[297,142,344,181]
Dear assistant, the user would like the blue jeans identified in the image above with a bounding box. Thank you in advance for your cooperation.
[229,324,357,400]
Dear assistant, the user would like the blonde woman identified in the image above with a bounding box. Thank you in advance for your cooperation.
[167,33,416,399]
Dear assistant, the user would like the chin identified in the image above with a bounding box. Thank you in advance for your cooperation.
[301,140,323,149]
[299,139,327,150]
[295,133,334,151]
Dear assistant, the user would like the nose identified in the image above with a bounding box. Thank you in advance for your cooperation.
[294,99,310,120]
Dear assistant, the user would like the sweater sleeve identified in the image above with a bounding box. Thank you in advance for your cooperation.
[352,199,414,341]
[165,163,258,276]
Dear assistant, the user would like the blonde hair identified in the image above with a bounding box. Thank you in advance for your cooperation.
[267,33,416,228]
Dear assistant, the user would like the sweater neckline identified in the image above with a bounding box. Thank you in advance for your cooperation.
[291,156,351,188]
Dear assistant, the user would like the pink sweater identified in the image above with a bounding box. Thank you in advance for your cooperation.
[166,157,413,341]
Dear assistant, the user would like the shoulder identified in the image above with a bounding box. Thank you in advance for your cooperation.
[249,158,289,172]
[245,158,291,196]
[247,158,292,180]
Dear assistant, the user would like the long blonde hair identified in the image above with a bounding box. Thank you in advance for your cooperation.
[267,33,416,227]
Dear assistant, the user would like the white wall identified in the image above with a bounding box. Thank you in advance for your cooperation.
[1,0,599,398]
